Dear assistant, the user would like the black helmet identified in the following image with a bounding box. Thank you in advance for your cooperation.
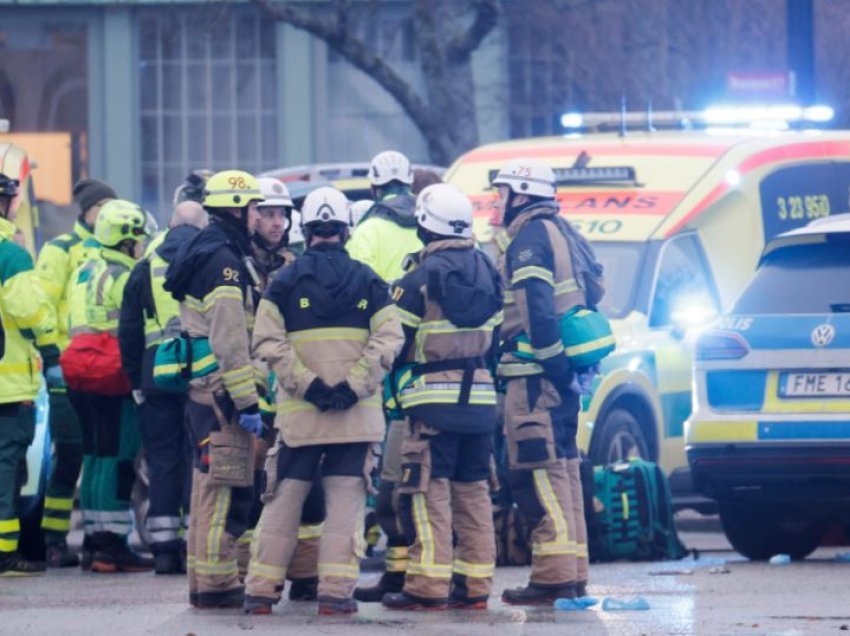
[0,173,19,198]
[173,169,213,205]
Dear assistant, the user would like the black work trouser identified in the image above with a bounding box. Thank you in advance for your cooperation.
[138,393,192,554]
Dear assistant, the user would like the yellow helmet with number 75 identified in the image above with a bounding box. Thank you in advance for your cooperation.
[203,170,265,209]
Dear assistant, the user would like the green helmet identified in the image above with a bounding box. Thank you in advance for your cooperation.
[94,199,155,247]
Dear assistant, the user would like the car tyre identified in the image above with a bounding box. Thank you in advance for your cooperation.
[590,407,650,466]
[719,500,824,561]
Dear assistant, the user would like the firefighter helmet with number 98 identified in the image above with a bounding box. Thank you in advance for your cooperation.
[203,170,265,209]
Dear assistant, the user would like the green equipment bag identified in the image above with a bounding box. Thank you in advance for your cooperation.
[152,334,218,392]
[588,458,687,562]
[382,364,417,420]
[514,306,615,368]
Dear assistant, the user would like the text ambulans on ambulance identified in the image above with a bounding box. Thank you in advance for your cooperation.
[446,129,850,503]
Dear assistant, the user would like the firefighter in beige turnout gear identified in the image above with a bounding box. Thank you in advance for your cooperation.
[494,158,602,605]
[244,186,403,616]
[380,184,502,611]
[163,170,268,609]
[239,177,325,601]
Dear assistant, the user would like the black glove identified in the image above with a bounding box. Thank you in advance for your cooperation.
[330,381,359,411]
[304,377,336,412]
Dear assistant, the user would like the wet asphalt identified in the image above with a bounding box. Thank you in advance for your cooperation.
[2,515,849,636]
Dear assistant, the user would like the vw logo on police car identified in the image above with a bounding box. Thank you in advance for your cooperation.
[811,324,836,347]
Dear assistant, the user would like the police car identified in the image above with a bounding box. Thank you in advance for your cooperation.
[686,214,850,560]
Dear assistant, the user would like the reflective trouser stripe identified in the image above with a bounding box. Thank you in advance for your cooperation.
[237,529,253,546]
[386,545,409,573]
[406,493,451,579]
[531,469,575,556]
[205,486,232,574]
[317,562,360,579]
[147,515,182,544]
[41,496,74,533]
[297,523,323,540]
[451,559,495,578]
[0,518,20,552]
[247,560,285,581]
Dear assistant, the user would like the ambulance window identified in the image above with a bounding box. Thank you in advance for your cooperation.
[649,236,719,328]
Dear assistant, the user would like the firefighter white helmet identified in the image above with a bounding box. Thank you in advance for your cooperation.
[415,183,473,239]
[300,186,350,227]
[349,199,373,227]
[369,150,413,187]
[256,177,294,209]
[492,158,556,198]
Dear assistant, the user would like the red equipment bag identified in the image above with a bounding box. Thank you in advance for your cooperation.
[60,332,131,395]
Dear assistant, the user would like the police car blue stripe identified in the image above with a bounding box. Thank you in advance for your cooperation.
[758,421,850,440]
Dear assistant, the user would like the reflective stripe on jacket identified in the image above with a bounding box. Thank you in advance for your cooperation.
[35,220,95,348]
[0,217,58,402]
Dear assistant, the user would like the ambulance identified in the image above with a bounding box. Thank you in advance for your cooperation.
[446,124,850,504]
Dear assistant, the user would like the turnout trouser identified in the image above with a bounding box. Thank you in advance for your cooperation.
[69,391,141,541]
[375,418,409,575]
[237,469,325,582]
[246,440,371,602]
[0,402,35,559]
[138,393,191,555]
[397,421,495,602]
[41,390,83,545]
[185,398,253,600]
[503,376,588,587]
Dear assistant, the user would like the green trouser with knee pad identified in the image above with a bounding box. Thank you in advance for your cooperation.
[69,391,141,540]
[0,402,36,558]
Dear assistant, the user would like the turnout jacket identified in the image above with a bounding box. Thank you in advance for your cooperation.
[498,201,599,385]
[119,224,200,392]
[252,241,403,447]
[392,238,502,434]
[164,219,262,412]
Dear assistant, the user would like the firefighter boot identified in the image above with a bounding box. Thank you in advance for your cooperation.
[243,595,275,615]
[0,552,46,577]
[288,577,319,601]
[80,534,95,571]
[91,534,154,573]
[46,540,80,568]
[317,595,358,616]
[154,551,184,575]
[501,582,577,606]
[353,571,405,602]
[382,591,448,611]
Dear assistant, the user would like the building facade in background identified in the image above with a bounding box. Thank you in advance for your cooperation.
[0,1,506,226]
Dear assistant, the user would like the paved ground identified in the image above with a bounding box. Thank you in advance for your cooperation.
[2,515,850,635]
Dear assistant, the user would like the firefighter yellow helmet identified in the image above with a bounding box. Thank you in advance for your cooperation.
[94,199,154,247]
[203,170,264,209]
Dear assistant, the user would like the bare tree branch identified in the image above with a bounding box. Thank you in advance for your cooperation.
[447,0,501,63]
[254,0,436,138]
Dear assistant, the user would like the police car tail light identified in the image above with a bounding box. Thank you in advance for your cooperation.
[696,330,750,361]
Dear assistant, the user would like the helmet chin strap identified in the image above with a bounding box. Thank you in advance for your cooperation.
[503,190,540,227]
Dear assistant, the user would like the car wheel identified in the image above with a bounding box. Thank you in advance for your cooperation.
[590,407,650,465]
[719,501,824,561]
[131,452,153,549]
